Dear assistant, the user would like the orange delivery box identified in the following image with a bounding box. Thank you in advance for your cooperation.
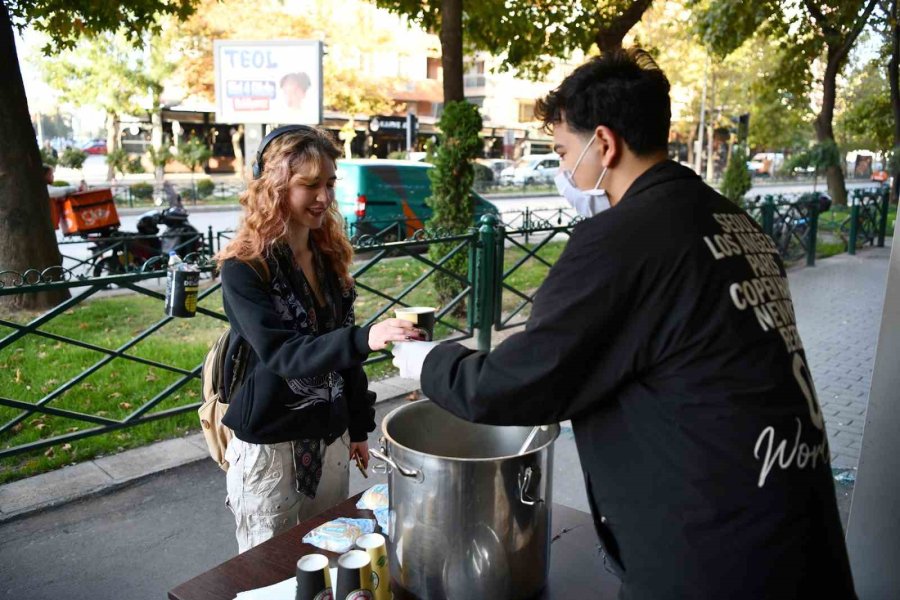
[60,188,120,235]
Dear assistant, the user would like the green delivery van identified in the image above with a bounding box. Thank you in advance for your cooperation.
[335,159,499,241]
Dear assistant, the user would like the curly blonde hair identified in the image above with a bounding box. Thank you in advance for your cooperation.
[215,127,354,289]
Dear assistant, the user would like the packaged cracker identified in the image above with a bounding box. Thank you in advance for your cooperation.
[301,517,376,553]
[355,483,389,511]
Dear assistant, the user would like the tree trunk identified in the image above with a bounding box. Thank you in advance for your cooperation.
[815,46,848,206]
[0,4,69,311]
[105,111,120,181]
[440,0,464,103]
[594,0,655,53]
[889,0,900,205]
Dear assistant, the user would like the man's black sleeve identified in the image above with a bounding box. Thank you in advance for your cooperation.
[221,259,371,379]
[421,226,635,425]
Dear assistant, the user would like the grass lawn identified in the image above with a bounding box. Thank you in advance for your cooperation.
[0,238,569,483]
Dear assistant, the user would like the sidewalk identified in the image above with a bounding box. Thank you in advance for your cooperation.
[0,376,425,523]
[0,242,891,523]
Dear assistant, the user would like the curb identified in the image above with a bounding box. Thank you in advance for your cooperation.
[0,376,422,524]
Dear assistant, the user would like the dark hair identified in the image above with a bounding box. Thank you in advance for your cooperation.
[280,72,311,91]
[535,48,671,156]
[43,164,53,175]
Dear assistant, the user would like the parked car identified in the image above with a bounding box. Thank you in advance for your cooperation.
[476,158,514,180]
[499,154,560,185]
[335,159,499,241]
[746,152,784,177]
[81,139,108,155]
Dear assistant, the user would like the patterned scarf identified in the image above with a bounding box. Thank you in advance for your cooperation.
[269,243,342,499]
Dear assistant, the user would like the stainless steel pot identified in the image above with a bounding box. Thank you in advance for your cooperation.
[370,400,559,600]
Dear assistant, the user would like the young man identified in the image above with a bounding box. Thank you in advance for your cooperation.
[392,49,855,599]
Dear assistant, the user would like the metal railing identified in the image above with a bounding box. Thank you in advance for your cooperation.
[844,187,891,255]
[743,187,890,266]
[111,181,244,208]
[0,227,486,458]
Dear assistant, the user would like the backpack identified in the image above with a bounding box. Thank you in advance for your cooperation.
[198,258,268,471]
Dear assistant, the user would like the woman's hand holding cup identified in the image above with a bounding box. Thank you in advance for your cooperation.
[367,318,424,351]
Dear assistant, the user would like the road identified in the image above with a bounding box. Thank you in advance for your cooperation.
[53,178,882,273]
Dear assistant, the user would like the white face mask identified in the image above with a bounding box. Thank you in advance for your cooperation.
[554,135,611,218]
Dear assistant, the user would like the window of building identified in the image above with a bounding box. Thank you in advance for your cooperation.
[518,101,536,123]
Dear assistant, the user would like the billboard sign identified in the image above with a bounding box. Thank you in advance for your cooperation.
[214,40,323,125]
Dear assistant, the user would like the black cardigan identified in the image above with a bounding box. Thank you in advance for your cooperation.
[219,257,375,444]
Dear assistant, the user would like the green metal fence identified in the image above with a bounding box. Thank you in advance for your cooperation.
[0,228,483,459]
[744,187,890,266]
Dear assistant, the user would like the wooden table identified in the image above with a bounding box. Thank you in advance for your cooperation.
[169,494,622,600]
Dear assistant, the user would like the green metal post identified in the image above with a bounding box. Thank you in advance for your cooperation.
[476,214,498,352]
[494,222,506,330]
[878,187,890,248]
[849,202,860,256]
[806,196,819,267]
[467,236,476,334]
[761,196,775,238]
[524,207,530,245]
[207,226,215,254]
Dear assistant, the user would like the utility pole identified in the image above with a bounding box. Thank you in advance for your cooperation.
[695,54,709,177]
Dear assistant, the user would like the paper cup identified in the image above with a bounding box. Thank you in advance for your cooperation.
[335,550,373,600]
[356,533,389,600]
[394,306,435,341]
[296,553,333,600]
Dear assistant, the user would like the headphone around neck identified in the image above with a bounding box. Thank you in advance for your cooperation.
[251,124,315,179]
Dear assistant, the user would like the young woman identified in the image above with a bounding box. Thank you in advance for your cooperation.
[215,125,418,552]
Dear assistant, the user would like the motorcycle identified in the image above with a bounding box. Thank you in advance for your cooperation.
[87,207,205,277]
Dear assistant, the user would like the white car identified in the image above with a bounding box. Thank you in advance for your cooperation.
[500,154,560,185]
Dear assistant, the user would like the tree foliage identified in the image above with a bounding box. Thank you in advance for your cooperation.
[38,31,156,120]
[106,148,145,177]
[7,0,197,52]
[177,136,212,181]
[426,101,482,310]
[688,0,879,204]
[720,144,751,204]
[375,0,656,79]
[58,146,87,171]
[837,65,892,153]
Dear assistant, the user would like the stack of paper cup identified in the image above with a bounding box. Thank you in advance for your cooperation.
[356,533,390,600]
[296,553,333,600]
[336,549,373,600]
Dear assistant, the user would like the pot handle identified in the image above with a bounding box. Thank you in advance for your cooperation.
[518,466,543,506]
[370,448,423,481]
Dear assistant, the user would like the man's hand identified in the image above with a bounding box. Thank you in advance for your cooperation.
[349,441,369,470]
[391,341,439,380]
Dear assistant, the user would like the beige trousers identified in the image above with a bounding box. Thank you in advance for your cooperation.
[225,431,350,553]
